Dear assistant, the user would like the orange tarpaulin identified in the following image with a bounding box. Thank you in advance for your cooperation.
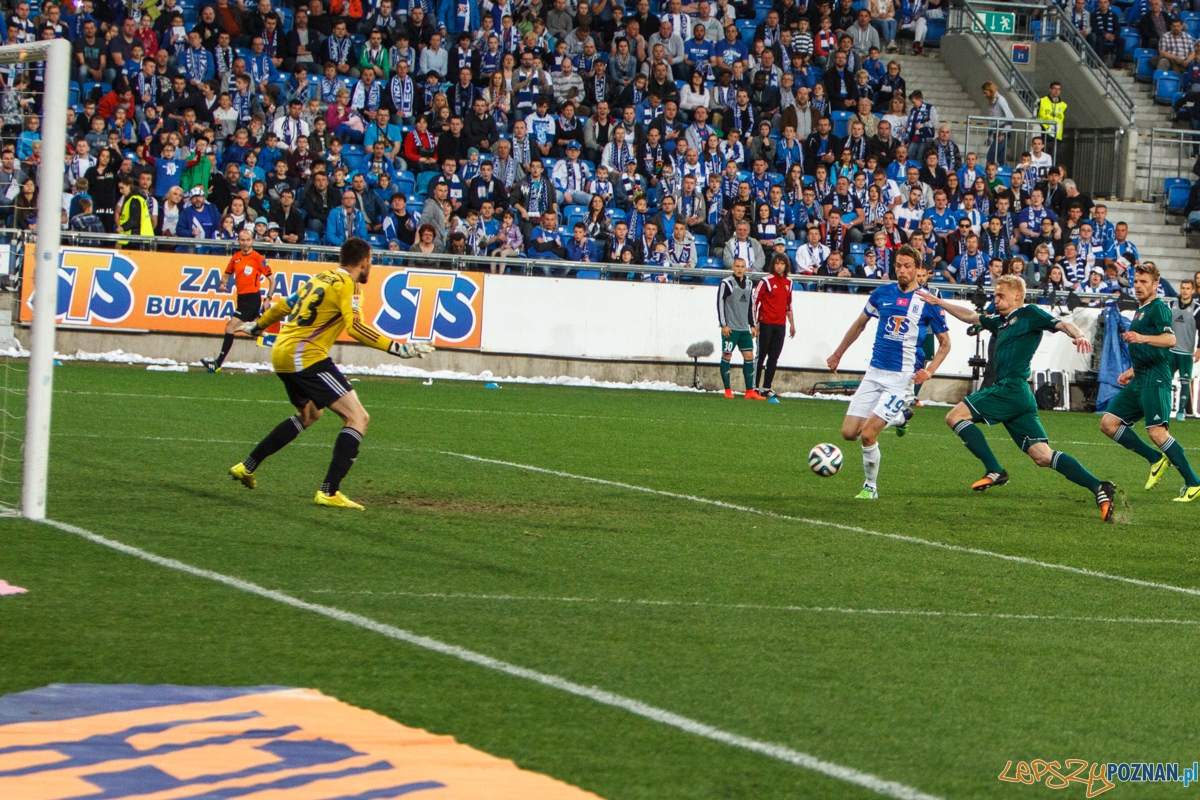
[0,685,605,800]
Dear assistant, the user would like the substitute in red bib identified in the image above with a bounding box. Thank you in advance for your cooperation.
[203,229,273,373]
[753,254,796,398]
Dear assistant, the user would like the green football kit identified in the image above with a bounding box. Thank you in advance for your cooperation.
[950,302,1109,507]
[1104,297,1200,491]
[963,304,1059,451]
[1107,298,1174,428]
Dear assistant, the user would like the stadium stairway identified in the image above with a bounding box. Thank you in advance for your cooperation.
[1112,68,1182,202]
[1098,67,1196,286]
[1103,199,1195,286]
[889,52,985,144]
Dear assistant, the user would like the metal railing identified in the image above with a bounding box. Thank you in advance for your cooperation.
[1061,128,1125,198]
[1034,1,1136,126]
[949,0,1136,126]
[1143,127,1199,203]
[946,0,1041,113]
[963,115,1058,168]
[15,230,996,299]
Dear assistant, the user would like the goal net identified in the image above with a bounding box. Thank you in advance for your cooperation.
[0,39,71,517]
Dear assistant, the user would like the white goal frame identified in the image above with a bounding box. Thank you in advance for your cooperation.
[10,39,70,519]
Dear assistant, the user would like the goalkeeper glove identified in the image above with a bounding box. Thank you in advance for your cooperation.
[236,321,262,337]
[388,341,435,358]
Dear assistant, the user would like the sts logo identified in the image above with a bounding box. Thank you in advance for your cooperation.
[884,315,911,337]
[28,250,138,325]
[374,270,480,343]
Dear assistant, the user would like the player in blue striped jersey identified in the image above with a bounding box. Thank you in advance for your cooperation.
[827,245,952,499]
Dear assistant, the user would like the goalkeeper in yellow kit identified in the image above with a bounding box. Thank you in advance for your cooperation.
[229,238,432,509]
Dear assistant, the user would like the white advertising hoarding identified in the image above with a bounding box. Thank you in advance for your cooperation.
[480,275,1099,380]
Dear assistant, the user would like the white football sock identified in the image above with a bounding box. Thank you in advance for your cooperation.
[862,443,880,489]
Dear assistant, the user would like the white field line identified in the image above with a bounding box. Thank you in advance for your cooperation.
[53,389,1186,448]
[50,429,1200,600]
[298,590,1200,627]
[442,451,1200,600]
[36,518,944,800]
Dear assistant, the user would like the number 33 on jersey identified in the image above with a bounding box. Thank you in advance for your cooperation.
[259,267,423,374]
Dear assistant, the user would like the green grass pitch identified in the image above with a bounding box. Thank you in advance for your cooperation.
[4,362,1200,798]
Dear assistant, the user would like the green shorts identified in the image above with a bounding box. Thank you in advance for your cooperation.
[1106,376,1173,429]
[922,333,936,361]
[1170,351,1194,382]
[964,380,1048,452]
[722,329,754,355]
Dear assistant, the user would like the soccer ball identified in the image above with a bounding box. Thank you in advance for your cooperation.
[808,443,843,477]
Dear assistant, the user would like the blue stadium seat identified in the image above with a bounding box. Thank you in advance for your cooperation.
[278,6,293,33]
[996,166,1013,182]
[367,234,387,248]
[695,239,708,258]
[831,110,854,138]
[415,171,437,195]
[1135,48,1157,82]
[1120,27,1140,60]
[81,81,111,99]
[738,20,757,44]
[342,143,365,156]
[304,230,321,244]
[926,16,946,43]
[576,270,603,279]
[343,154,365,174]
[1184,11,1200,38]
[1155,70,1180,104]
[1165,178,1192,213]
[699,257,724,269]
[848,241,868,266]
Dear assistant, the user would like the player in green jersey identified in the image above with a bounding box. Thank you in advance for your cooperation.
[1098,263,1200,502]
[919,275,1117,522]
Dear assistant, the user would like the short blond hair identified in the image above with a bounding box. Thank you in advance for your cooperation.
[1135,261,1160,283]
[996,274,1027,300]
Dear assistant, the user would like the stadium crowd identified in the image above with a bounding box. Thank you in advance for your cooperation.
[0,0,1164,295]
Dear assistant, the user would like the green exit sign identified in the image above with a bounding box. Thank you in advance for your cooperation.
[977,11,1016,35]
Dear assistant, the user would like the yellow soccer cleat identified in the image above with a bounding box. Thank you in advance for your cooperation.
[229,462,256,489]
[1174,485,1200,502]
[1146,455,1170,490]
[314,490,364,510]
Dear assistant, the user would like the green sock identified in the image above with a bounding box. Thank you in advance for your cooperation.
[1162,435,1200,487]
[1114,424,1161,464]
[720,358,731,389]
[742,361,755,391]
[952,420,1003,473]
[1051,451,1102,493]
[1182,384,1192,415]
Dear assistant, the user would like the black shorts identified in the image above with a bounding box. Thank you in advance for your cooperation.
[278,359,352,410]
[233,292,263,321]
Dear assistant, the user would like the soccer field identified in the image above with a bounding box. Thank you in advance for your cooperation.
[4,362,1200,799]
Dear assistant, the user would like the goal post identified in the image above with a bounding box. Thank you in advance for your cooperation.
[14,39,70,520]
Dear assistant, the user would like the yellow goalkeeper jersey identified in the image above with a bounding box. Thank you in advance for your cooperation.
[258,267,393,373]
